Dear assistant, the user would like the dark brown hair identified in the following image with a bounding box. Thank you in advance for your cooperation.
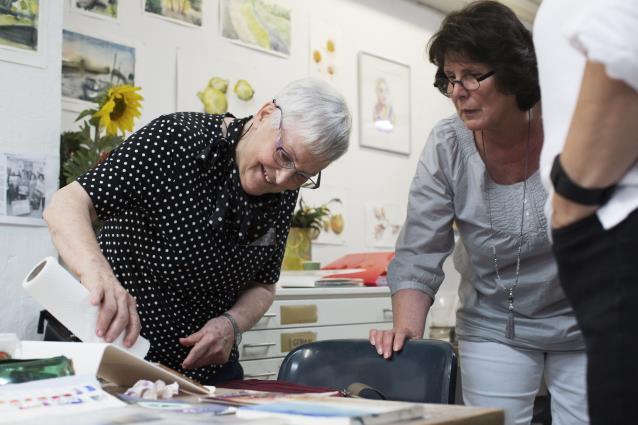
[428,1,540,111]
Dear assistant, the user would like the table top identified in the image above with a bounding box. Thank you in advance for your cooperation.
[205,388,504,425]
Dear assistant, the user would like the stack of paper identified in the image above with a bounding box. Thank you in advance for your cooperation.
[236,395,424,425]
[277,270,365,288]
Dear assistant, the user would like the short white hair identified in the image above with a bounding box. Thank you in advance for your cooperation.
[273,78,351,164]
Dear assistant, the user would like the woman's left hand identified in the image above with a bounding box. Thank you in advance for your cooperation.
[179,317,235,369]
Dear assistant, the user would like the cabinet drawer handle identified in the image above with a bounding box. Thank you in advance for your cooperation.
[262,313,277,318]
[242,342,276,348]
[383,308,393,314]
[244,371,277,378]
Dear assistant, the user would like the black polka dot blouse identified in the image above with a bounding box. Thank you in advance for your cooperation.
[77,112,298,384]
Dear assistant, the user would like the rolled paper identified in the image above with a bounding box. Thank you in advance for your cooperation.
[22,257,150,358]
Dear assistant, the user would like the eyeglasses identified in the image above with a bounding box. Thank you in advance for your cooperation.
[434,70,495,97]
[272,99,321,189]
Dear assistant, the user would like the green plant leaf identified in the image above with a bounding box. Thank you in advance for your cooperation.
[290,196,333,231]
[63,147,100,185]
[74,108,97,122]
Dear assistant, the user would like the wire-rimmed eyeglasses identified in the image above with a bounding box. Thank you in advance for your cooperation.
[272,99,321,189]
[434,70,495,97]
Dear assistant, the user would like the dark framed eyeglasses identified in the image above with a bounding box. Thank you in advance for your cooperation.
[434,70,495,97]
[272,99,322,189]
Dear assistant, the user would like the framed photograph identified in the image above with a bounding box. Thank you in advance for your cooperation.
[220,0,291,57]
[0,0,48,68]
[358,52,411,155]
[1,151,57,226]
[61,30,137,111]
[71,0,119,22]
[143,0,202,27]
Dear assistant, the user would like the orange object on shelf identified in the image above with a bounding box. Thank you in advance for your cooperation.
[321,252,395,286]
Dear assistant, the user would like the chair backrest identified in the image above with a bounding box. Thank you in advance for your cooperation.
[277,339,457,404]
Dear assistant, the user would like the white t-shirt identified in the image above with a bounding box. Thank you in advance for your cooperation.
[535,0,638,229]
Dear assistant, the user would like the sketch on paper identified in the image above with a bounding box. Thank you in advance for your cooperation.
[220,0,291,57]
[358,52,411,155]
[144,0,202,27]
[309,19,341,86]
[61,30,135,105]
[365,202,404,248]
[0,0,39,51]
[74,0,118,19]
[1,153,49,224]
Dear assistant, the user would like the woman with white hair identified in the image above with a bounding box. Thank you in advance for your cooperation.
[44,77,352,384]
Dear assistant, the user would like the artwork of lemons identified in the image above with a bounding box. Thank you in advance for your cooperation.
[221,0,291,56]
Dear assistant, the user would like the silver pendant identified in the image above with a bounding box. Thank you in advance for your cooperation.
[506,310,515,339]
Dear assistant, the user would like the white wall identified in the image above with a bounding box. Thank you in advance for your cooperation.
[2,0,459,338]
[61,0,455,264]
[0,3,63,339]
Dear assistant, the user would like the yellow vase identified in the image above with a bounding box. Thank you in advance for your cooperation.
[282,227,312,271]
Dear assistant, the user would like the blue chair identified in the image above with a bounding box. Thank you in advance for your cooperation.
[277,338,457,404]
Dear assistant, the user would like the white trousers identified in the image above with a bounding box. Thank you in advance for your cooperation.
[458,340,589,425]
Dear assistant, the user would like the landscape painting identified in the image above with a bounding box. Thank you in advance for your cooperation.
[220,0,291,57]
[144,0,202,27]
[73,0,119,20]
[61,30,135,106]
[0,0,39,52]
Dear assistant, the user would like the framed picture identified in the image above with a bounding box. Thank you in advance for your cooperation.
[1,151,57,226]
[71,0,119,21]
[220,0,291,57]
[358,52,411,155]
[0,0,48,68]
[143,0,202,27]
[61,30,137,111]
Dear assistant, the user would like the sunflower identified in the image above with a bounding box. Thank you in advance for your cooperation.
[93,85,143,136]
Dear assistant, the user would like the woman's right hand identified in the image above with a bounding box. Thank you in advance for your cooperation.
[83,269,141,348]
[369,289,432,359]
[44,182,141,348]
[369,327,418,359]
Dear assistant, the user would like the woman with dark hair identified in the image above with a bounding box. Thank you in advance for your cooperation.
[370,2,587,424]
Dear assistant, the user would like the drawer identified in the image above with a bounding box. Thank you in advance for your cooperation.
[241,357,283,380]
[251,297,393,330]
[239,323,389,360]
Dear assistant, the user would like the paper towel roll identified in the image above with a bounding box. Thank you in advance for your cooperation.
[23,257,150,358]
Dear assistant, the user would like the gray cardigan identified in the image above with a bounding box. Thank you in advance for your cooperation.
[388,115,584,351]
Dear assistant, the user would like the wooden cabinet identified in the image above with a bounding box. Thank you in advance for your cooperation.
[239,286,392,380]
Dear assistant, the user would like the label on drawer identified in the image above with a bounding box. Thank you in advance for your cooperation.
[281,332,317,352]
[280,305,318,325]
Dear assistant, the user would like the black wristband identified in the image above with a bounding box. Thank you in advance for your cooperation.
[550,155,615,206]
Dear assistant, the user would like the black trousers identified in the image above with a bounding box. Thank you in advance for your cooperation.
[552,209,638,425]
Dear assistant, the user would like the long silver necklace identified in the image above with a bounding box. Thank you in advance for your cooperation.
[481,110,531,339]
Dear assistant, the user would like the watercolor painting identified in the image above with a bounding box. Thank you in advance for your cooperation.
[0,0,39,51]
[358,52,411,155]
[220,0,291,57]
[73,0,118,20]
[61,30,135,106]
[365,201,404,248]
[301,187,347,246]
[309,18,341,86]
[144,0,202,27]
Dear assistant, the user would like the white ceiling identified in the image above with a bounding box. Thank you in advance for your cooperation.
[410,0,542,26]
